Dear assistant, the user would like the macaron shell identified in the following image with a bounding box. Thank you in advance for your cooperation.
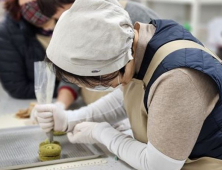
[39,144,61,157]
[39,154,61,162]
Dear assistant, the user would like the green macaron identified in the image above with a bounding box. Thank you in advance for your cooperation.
[38,139,61,162]
[39,144,61,157]
[39,155,61,161]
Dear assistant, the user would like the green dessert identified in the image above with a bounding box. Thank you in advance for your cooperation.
[53,131,66,136]
[39,155,61,161]
[39,139,61,162]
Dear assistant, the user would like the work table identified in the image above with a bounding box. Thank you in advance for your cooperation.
[0,83,134,170]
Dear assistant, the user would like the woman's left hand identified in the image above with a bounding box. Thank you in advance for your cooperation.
[67,122,111,144]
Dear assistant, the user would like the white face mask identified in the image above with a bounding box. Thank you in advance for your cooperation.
[86,84,122,92]
[86,75,121,92]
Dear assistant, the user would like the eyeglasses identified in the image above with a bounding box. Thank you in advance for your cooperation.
[87,75,121,91]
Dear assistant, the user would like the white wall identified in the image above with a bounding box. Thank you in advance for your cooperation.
[137,0,222,43]
[147,2,188,23]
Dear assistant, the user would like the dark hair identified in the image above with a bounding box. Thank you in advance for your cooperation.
[37,0,75,18]
[45,57,125,87]
[4,0,21,21]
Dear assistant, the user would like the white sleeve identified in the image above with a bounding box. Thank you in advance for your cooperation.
[67,88,127,131]
[93,123,186,170]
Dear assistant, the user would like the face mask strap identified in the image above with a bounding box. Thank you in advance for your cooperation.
[117,74,120,85]
[21,1,50,26]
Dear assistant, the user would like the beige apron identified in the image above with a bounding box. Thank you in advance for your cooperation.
[123,40,222,169]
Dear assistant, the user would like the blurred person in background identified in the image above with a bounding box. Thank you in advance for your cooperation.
[0,0,77,110]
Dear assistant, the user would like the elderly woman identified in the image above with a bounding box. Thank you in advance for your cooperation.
[35,0,222,169]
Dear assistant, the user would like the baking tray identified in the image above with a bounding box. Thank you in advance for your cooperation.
[0,126,103,170]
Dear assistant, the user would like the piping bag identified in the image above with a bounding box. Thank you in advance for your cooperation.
[34,61,56,143]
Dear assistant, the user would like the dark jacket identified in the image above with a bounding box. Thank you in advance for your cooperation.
[140,19,222,159]
[0,14,50,99]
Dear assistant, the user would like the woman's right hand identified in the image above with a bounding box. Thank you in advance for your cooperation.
[35,102,68,132]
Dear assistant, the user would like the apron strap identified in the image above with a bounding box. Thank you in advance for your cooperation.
[143,40,222,86]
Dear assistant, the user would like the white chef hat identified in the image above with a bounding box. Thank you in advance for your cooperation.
[46,0,134,76]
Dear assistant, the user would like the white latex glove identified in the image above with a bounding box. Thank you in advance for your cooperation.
[67,122,111,144]
[31,102,65,125]
[67,122,98,144]
[35,102,67,132]
[113,119,131,131]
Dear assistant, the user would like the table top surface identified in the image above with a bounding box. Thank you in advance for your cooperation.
[0,83,134,170]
